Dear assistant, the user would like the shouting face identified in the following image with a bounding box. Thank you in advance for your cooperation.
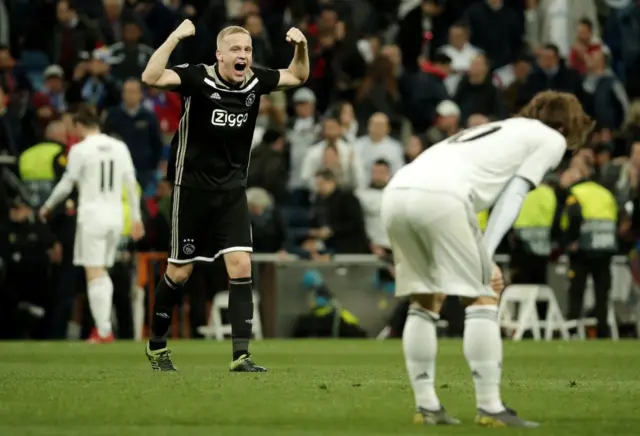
[216,30,253,84]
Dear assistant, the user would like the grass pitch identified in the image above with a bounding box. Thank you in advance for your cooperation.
[1,340,639,436]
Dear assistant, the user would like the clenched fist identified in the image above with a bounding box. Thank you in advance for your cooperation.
[285,27,307,46]
[172,19,196,41]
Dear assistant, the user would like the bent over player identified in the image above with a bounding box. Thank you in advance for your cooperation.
[40,107,144,343]
[381,91,593,427]
[141,20,309,372]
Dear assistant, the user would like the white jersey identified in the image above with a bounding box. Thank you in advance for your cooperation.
[388,118,567,212]
[64,133,137,226]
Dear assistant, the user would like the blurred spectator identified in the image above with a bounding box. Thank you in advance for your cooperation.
[569,18,609,75]
[397,0,447,72]
[336,101,358,143]
[108,20,155,84]
[356,159,392,253]
[67,49,121,113]
[0,85,19,156]
[517,43,584,108]
[438,22,482,76]
[424,99,461,147]
[400,49,449,132]
[32,66,68,131]
[622,100,640,148]
[243,13,272,67]
[454,53,507,124]
[525,0,600,58]
[99,0,148,46]
[247,187,288,255]
[405,134,426,162]
[583,50,629,131]
[254,94,285,147]
[500,54,534,114]
[3,200,59,339]
[143,87,181,143]
[467,113,491,127]
[301,117,365,192]
[354,112,404,183]
[463,0,524,69]
[307,169,370,254]
[126,0,178,49]
[330,21,368,104]
[104,78,163,189]
[604,0,640,83]
[286,88,320,199]
[248,128,289,205]
[0,44,31,98]
[52,0,101,78]
[355,55,403,138]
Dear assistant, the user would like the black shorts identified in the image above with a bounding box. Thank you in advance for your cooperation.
[168,186,252,263]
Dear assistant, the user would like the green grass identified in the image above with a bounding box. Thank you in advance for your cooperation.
[1,340,639,435]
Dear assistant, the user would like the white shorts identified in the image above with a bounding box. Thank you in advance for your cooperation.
[381,188,496,299]
[73,223,122,268]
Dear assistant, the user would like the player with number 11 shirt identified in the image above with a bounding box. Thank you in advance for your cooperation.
[141,19,309,372]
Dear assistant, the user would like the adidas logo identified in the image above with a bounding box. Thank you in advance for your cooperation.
[156,312,170,319]
[415,372,430,381]
[211,92,221,100]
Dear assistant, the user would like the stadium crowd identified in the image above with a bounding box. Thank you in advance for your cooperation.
[1,0,640,339]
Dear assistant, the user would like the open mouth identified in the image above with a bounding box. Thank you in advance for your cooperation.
[234,62,247,73]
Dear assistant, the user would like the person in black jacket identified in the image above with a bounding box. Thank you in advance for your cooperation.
[517,44,584,109]
[307,168,370,254]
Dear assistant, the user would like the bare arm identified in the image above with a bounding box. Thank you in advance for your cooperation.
[277,28,310,90]
[141,19,195,89]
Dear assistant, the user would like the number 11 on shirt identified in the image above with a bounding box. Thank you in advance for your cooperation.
[100,159,115,192]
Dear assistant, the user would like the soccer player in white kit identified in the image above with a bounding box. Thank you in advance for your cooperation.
[381,91,594,427]
[40,107,145,343]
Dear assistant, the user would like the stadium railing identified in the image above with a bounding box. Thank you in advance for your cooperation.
[135,252,635,340]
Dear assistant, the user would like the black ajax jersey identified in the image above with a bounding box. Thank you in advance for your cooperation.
[167,63,280,190]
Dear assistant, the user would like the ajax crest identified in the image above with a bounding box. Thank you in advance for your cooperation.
[246,93,256,107]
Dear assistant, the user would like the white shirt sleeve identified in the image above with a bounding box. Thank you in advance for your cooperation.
[43,147,84,209]
[515,127,566,187]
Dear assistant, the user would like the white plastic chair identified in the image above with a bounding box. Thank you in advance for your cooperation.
[197,290,264,341]
[499,284,569,341]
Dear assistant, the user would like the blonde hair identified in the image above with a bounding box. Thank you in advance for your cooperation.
[518,90,595,150]
[623,100,640,130]
[246,187,273,210]
[216,26,251,48]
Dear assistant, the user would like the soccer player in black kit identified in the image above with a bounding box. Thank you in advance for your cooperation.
[141,20,309,372]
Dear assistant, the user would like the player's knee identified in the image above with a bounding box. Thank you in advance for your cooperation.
[224,251,251,278]
[166,262,193,284]
[461,295,499,307]
[410,293,446,314]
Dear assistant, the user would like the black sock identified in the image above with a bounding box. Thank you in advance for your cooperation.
[229,277,253,360]
[149,274,184,351]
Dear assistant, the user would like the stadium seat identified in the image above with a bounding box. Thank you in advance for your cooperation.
[197,290,263,341]
[499,284,569,341]
[564,277,620,341]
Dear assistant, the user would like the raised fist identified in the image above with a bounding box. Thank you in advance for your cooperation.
[172,19,196,41]
[285,27,307,46]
